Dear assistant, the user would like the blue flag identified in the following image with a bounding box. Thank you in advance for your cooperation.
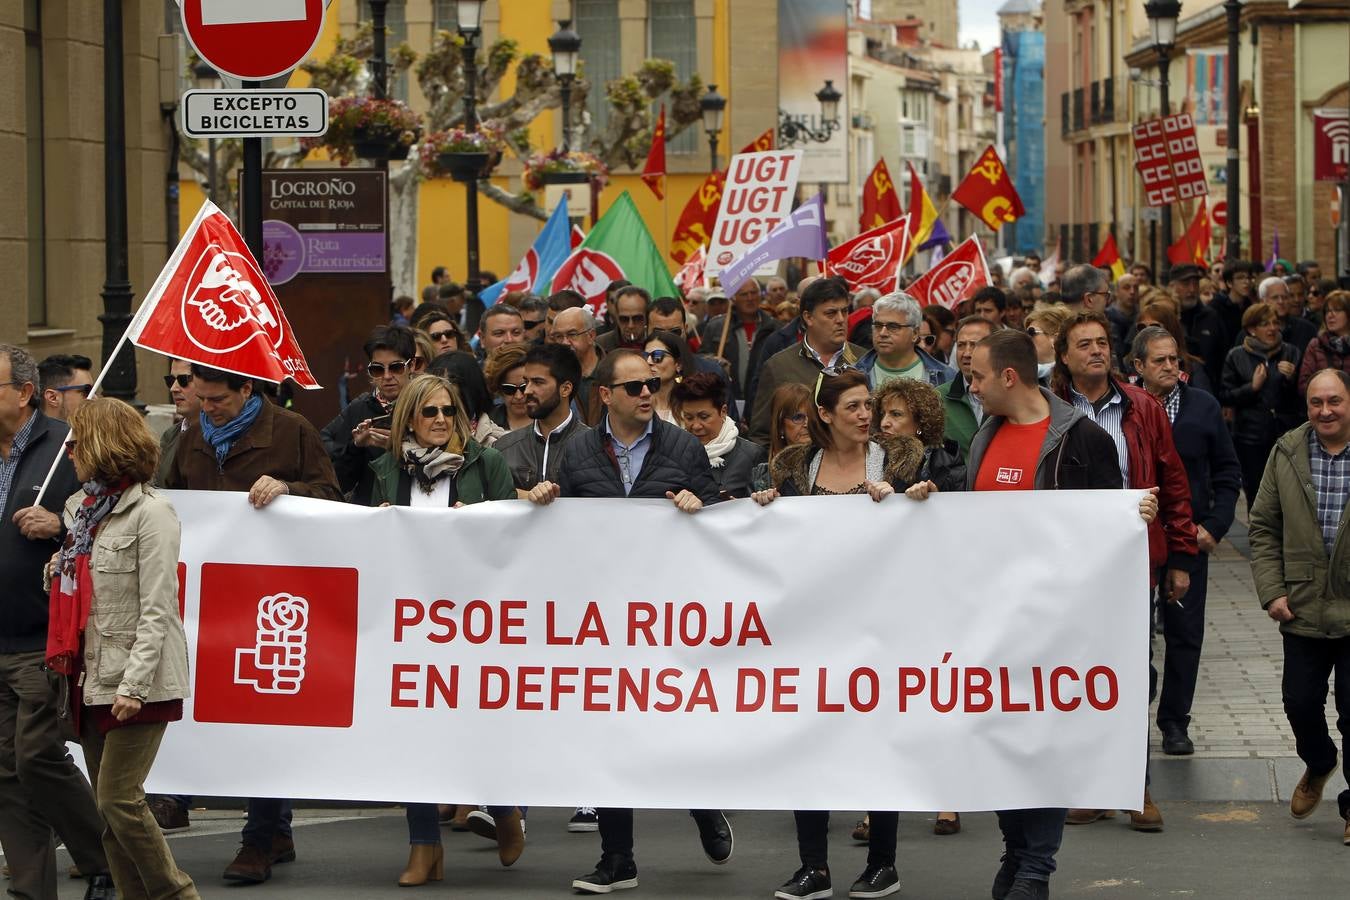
[918,216,952,252]
[718,194,829,295]
[480,197,573,305]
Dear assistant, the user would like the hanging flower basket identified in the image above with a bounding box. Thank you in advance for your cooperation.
[522,149,609,192]
[306,97,422,165]
[420,126,507,180]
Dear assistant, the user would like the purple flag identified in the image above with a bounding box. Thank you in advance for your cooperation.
[918,216,952,252]
[718,194,829,295]
[1265,226,1280,273]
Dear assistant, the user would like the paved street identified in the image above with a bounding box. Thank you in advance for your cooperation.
[31,514,1350,897]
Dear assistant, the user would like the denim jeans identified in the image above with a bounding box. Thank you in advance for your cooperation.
[241,799,294,849]
[995,808,1065,882]
[1281,632,1350,818]
[792,810,898,869]
[405,804,528,845]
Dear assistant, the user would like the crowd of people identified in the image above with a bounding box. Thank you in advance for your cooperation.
[1,248,1348,900]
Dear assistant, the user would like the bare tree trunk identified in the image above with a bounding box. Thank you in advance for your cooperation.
[389,163,420,297]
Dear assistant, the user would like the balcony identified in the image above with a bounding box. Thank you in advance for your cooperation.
[1072,87,1085,132]
[1101,76,1115,123]
[1061,92,1070,137]
[1090,81,1101,124]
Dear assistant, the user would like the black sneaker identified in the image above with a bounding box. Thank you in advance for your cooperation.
[1005,877,1049,900]
[848,864,900,898]
[991,854,1019,900]
[1160,724,1194,755]
[692,810,733,865]
[775,865,832,900]
[572,856,638,894]
[569,807,600,833]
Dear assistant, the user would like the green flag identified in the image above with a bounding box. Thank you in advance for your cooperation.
[549,191,678,311]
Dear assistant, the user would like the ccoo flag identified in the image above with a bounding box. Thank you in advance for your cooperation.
[127,201,319,388]
[480,196,573,305]
[551,191,679,314]
[860,159,902,231]
[952,146,1025,231]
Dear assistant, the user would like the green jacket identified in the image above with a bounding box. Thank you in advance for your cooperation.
[937,376,980,462]
[368,439,515,507]
[1248,423,1350,639]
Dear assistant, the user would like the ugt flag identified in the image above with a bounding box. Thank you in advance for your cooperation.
[551,191,679,313]
[127,201,319,388]
[824,214,911,293]
[480,196,573,305]
[907,235,993,310]
[717,194,828,296]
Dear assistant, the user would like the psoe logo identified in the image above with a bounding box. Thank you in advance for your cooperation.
[235,593,309,695]
[996,467,1023,485]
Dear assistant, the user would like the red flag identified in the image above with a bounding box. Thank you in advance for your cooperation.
[675,245,707,294]
[993,48,1004,114]
[906,235,993,309]
[860,159,902,231]
[1092,233,1127,280]
[1168,198,1211,266]
[952,145,1025,230]
[571,225,586,249]
[670,130,776,264]
[127,201,319,388]
[641,105,667,200]
[824,215,911,293]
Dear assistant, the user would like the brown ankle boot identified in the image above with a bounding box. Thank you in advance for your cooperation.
[1129,789,1164,832]
[496,808,526,867]
[398,844,444,887]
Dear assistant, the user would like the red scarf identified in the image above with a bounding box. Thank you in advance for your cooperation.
[45,479,131,674]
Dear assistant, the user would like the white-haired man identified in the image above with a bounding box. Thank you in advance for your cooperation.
[858,292,955,388]
[1259,275,1317,353]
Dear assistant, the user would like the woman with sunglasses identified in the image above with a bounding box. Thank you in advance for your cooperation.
[643,332,693,423]
[365,374,519,886]
[416,311,465,355]
[427,350,506,447]
[751,367,906,900]
[484,344,532,431]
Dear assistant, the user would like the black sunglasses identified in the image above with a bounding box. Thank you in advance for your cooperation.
[427,329,457,342]
[523,319,546,329]
[368,360,411,377]
[610,377,662,397]
[499,382,528,396]
[644,349,672,364]
[419,404,456,419]
[163,374,191,389]
[920,334,938,347]
[54,384,93,396]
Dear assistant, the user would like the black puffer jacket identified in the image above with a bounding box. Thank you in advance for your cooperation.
[1219,342,1303,447]
[557,416,722,505]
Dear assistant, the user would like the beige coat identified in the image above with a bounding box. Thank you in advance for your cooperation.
[62,483,191,706]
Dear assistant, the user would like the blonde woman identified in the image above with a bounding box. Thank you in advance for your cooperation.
[49,398,198,899]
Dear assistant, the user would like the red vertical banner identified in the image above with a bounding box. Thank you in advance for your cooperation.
[994,47,1004,114]
[1313,109,1349,183]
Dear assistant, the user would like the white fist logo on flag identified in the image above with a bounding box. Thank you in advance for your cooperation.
[182,245,285,353]
[234,593,309,695]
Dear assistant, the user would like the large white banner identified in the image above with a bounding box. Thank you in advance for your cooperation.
[148,490,1149,811]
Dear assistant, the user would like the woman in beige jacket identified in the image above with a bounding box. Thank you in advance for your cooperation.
[49,397,198,900]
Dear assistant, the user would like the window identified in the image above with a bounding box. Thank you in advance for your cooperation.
[648,0,697,153]
[575,0,621,143]
[357,0,409,101]
[433,1,456,32]
[24,0,45,327]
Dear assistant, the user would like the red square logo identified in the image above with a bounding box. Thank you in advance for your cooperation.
[193,563,358,728]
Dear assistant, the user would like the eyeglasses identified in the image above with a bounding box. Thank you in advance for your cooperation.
[523,319,546,330]
[163,374,191,389]
[427,329,457,342]
[873,321,915,335]
[609,377,662,397]
[367,360,411,377]
[644,349,672,364]
[784,412,809,424]
[54,384,93,397]
[1026,326,1045,337]
[549,329,591,343]
[499,382,528,396]
[920,334,938,347]
[419,404,456,419]
[814,364,860,402]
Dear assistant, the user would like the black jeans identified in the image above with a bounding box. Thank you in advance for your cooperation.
[1281,632,1350,818]
[1156,553,1209,732]
[597,807,722,865]
[792,810,897,869]
[995,808,1065,882]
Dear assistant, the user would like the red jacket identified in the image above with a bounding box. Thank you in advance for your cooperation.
[1058,378,1199,576]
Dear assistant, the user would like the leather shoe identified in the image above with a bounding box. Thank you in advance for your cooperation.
[1129,789,1164,832]
[1160,724,1194,755]
[933,812,961,835]
[1005,876,1049,899]
[271,833,296,864]
[991,854,1019,899]
[223,844,271,883]
[693,810,733,865]
[496,807,526,867]
[398,843,444,887]
[1291,767,1334,819]
[82,874,115,900]
[1064,808,1114,825]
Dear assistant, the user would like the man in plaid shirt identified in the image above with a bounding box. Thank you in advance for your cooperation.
[1249,368,1350,848]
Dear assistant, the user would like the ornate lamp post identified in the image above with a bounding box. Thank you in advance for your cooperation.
[700,84,727,171]
[778,79,842,148]
[456,0,488,293]
[1145,0,1181,283]
[548,20,581,152]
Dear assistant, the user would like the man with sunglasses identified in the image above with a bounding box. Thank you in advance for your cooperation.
[520,296,550,344]
[750,276,862,446]
[597,286,653,355]
[36,354,93,423]
[523,348,731,893]
[320,325,419,505]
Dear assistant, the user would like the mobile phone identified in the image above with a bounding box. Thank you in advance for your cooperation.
[368,414,392,429]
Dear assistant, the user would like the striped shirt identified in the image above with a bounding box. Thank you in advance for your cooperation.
[1068,381,1128,487]
[1307,428,1350,556]
[0,412,38,515]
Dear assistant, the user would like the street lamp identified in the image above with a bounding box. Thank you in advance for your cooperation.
[457,0,488,293]
[548,19,581,152]
[777,79,842,147]
[700,84,727,171]
[193,61,221,203]
[1145,0,1181,283]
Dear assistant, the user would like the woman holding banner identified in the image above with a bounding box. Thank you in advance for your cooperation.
[672,371,766,499]
[366,373,520,885]
[47,398,199,900]
[750,367,904,900]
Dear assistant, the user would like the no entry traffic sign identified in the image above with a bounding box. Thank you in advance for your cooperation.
[180,0,329,83]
